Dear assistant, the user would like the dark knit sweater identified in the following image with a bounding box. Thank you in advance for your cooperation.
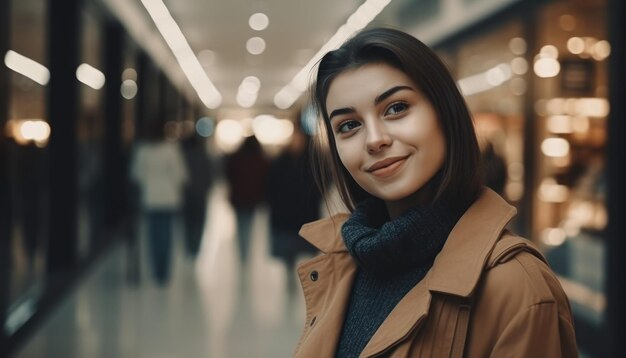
[336,198,464,358]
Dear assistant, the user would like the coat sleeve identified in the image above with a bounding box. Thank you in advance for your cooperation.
[489,301,578,358]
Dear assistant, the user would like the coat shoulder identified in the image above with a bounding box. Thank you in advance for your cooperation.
[483,249,562,306]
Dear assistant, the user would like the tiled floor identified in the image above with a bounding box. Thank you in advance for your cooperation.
[14,181,308,358]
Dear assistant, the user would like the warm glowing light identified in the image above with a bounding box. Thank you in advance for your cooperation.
[505,182,524,202]
[249,13,269,31]
[567,37,585,55]
[120,79,138,99]
[583,37,597,54]
[7,119,51,147]
[236,76,261,108]
[546,98,564,115]
[274,87,301,110]
[541,137,570,157]
[122,68,137,81]
[76,63,106,90]
[246,37,266,55]
[546,115,573,134]
[552,155,571,168]
[20,121,50,141]
[544,97,609,117]
[486,64,511,86]
[458,63,512,96]
[539,45,559,59]
[240,76,261,93]
[576,98,609,117]
[4,50,50,85]
[509,37,527,55]
[215,119,244,152]
[591,40,611,61]
[141,0,221,109]
[510,57,528,75]
[595,206,608,229]
[568,201,595,227]
[572,116,590,133]
[534,58,560,78]
[252,115,294,145]
[562,219,581,237]
[541,228,567,246]
[236,91,257,108]
[564,98,578,115]
[539,178,570,203]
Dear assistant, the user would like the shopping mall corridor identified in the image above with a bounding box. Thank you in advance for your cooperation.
[13,181,307,358]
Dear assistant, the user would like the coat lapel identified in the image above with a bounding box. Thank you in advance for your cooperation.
[298,188,517,358]
[362,188,516,357]
[296,213,354,357]
[427,188,516,296]
[296,253,357,357]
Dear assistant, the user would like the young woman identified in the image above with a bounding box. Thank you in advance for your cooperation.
[294,28,578,357]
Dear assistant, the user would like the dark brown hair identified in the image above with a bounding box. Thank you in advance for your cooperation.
[311,27,483,212]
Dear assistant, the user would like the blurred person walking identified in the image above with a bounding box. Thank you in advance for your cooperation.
[181,134,214,258]
[225,136,269,269]
[131,123,188,286]
[267,127,321,293]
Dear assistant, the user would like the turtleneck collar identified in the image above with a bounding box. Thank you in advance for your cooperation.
[341,197,464,276]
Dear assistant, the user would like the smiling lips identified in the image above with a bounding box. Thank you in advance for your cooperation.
[366,155,409,178]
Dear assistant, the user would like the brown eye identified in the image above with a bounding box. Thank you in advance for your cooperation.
[337,120,361,134]
[385,102,408,116]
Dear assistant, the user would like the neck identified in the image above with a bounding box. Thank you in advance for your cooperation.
[385,186,435,219]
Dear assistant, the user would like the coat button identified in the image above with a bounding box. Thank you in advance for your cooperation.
[310,270,319,281]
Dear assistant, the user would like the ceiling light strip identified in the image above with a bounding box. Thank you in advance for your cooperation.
[141,0,221,109]
[273,0,392,109]
[457,62,513,97]
[4,50,50,86]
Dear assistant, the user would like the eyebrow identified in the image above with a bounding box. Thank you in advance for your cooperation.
[328,85,415,121]
[374,85,414,105]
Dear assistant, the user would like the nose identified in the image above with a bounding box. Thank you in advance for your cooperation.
[366,120,392,154]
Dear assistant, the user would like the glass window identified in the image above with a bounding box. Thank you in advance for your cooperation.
[5,0,48,313]
[534,2,608,355]
[453,20,527,233]
[76,7,105,260]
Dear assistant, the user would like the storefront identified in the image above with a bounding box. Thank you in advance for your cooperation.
[435,0,609,355]
[0,0,146,353]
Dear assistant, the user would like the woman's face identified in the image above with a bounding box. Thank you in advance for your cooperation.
[325,63,446,216]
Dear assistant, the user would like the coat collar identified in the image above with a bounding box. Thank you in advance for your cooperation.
[299,187,516,297]
[298,188,516,357]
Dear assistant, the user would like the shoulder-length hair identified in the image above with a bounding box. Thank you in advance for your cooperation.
[311,27,483,212]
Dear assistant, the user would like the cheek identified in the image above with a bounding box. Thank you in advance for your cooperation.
[429,131,447,173]
[335,141,358,169]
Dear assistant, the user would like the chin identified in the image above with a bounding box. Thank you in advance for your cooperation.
[371,188,421,203]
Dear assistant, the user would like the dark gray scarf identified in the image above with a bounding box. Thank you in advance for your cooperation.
[341,197,463,276]
[336,198,465,357]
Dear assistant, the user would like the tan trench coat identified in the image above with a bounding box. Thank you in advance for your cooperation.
[294,188,578,357]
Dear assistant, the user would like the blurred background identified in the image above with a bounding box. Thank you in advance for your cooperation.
[0,0,624,357]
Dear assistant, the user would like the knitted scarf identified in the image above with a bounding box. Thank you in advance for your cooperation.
[341,197,463,276]
[336,197,464,357]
